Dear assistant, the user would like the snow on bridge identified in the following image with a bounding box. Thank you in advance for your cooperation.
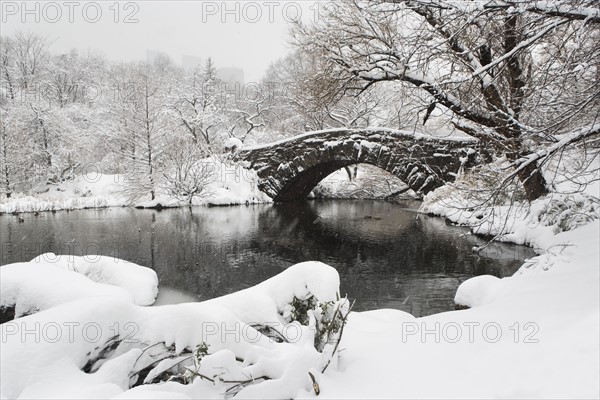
[235,128,487,201]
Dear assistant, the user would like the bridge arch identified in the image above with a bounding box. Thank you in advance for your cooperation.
[236,129,481,202]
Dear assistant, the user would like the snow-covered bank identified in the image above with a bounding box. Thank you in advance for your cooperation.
[1,254,158,319]
[1,150,599,397]
[320,219,599,399]
[1,216,598,398]
[0,160,272,214]
[338,156,598,397]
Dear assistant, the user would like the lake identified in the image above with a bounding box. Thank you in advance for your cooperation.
[0,200,535,316]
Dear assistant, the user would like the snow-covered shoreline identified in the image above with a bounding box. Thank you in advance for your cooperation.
[325,218,599,398]
[0,162,273,214]
[0,162,416,215]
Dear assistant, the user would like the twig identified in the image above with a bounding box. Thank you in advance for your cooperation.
[321,299,354,374]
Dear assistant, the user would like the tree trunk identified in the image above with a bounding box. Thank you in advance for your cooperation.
[518,162,548,202]
[344,166,353,181]
[1,127,12,198]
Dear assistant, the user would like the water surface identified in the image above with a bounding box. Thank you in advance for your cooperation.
[0,201,535,316]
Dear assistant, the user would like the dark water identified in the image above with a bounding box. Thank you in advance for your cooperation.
[0,201,535,316]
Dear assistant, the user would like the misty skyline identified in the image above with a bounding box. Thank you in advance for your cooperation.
[1,1,320,82]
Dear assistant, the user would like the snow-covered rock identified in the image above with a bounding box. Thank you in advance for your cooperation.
[0,254,158,318]
[34,253,159,305]
[0,262,133,318]
[223,137,244,153]
[454,275,500,308]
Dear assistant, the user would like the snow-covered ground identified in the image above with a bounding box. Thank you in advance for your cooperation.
[1,260,348,399]
[1,207,598,398]
[311,164,415,200]
[322,215,599,399]
[0,159,272,214]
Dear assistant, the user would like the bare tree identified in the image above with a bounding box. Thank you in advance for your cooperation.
[226,84,272,143]
[11,32,50,91]
[262,50,389,134]
[168,58,225,147]
[45,49,105,108]
[0,35,16,103]
[111,62,168,201]
[292,0,600,201]
[0,106,14,197]
[161,138,215,205]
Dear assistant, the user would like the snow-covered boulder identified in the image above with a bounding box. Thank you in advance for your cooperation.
[0,262,133,318]
[0,254,158,318]
[32,253,159,306]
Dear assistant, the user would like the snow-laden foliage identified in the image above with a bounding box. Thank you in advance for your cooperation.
[534,194,599,233]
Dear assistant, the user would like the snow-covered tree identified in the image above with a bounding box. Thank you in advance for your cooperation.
[45,49,106,108]
[291,0,600,201]
[261,49,392,136]
[110,62,170,201]
[168,58,225,147]
[225,82,272,143]
[9,31,50,92]
[161,137,215,204]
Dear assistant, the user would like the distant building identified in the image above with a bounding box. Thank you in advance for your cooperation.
[146,49,170,64]
[217,67,245,85]
[182,55,203,72]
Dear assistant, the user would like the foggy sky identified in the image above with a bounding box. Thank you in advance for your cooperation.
[1,1,320,82]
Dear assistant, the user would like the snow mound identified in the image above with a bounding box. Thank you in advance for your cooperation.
[0,262,133,318]
[33,253,159,306]
[0,254,158,317]
[454,275,501,308]
[208,261,340,324]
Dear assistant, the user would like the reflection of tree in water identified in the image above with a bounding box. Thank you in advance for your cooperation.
[148,207,284,301]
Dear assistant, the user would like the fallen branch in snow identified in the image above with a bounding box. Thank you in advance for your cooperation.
[83,335,123,373]
[249,323,289,343]
[77,293,352,397]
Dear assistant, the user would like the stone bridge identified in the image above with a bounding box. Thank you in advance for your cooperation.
[235,128,484,202]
